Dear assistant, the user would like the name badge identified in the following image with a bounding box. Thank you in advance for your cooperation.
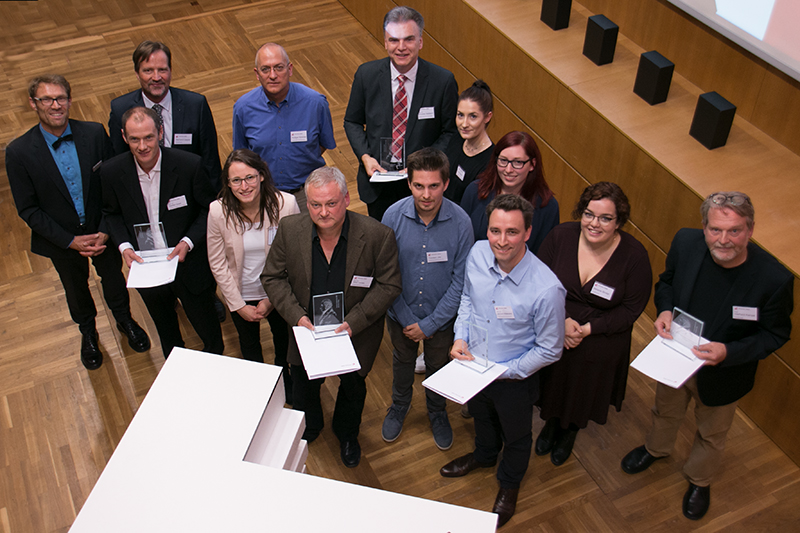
[174,133,192,145]
[590,281,615,300]
[167,195,188,210]
[268,226,277,245]
[418,107,435,120]
[290,130,308,142]
[456,165,466,181]
[733,306,758,321]
[494,306,514,319]
[426,251,448,263]
[351,275,373,288]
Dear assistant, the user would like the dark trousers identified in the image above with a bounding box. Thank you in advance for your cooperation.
[366,180,411,221]
[50,247,131,334]
[229,301,292,397]
[468,375,539,489]
[291,363,367,442]
[137,281,223,357]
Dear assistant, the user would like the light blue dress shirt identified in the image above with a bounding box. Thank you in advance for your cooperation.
[454,241,566,380]
[382,196,474,337]
[41,124,85,224]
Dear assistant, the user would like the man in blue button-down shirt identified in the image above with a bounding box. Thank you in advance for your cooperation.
[381,148,473,450]
[440,193,565,527]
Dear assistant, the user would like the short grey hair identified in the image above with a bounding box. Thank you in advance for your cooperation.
[701,191,754,229]
[383,6,424,34]
[305,166,348,197]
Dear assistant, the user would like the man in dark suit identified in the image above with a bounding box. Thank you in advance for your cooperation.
[108,40,222,191]
[344,5,458,220]
[6,74,150,370]
[621,192,793,520]
[102,106,223,358]
[262,166,402,468]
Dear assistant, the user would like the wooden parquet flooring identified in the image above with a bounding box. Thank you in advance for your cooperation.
[1,1,799,531]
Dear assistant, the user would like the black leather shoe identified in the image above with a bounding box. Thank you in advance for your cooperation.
[80,330,103,370]
[439,453,496,478]
[214,296,226,322]
[551,428,578,466]
[116,319,150,352]
[535,418,560,456]
[683,483,710,520]
[492,487,519,528]
[340,438,361,468]
[621,445,664,474]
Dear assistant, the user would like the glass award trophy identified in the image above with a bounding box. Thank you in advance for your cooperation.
[133,222,173,262]
[662,307,705,360]
[458,322,494,374]
[312,292,346,339]
[369,137,407,182]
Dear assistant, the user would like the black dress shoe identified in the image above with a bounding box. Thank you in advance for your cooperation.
[492,487,519,528]
[214,296,226,322]
[621,445,664,474]
[116,319,151,352]
[80,330,103,370]
[683,483,710,520]
[340,438,361,468]
[535,418,559,456]
[551,428,578,466]
[439,453,496,478]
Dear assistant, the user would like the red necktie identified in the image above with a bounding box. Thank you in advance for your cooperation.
[392,75,407,161]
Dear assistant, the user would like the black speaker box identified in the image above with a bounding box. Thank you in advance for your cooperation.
[633,51,674,105]
[689,92,736,150]
[541,0,572,31]
[582,14,618,66]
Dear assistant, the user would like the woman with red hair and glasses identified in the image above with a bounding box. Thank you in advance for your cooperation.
[460,130,559,254]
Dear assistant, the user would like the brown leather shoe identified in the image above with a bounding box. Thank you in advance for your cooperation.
[492,487,519,527]
[439,453,495,478]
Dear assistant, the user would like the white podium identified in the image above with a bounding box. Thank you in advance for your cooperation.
[70,348,497,532]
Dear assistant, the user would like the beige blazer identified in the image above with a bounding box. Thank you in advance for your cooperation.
[207,191,299,312]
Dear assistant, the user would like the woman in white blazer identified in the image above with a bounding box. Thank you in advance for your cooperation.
[208,149,300,400]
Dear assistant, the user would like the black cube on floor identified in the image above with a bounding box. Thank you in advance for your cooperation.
[689,92,736,150]
[583,14,618,66]
[541,0,572,31]
[633,51,674,105]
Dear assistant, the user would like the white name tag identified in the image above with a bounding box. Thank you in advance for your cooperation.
[426,251,448,263]
[351,275,373,288]
[590,281,615,300]
[733,306,759,321]
[174,133,192,145]
[167,195,188,210]
[456,165,466,181]
[418,107,435,120]
[268,226,277,245]
[290,130,308,142]
[494,306,514,319]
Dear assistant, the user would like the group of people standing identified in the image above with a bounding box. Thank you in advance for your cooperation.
[6,3,793,530]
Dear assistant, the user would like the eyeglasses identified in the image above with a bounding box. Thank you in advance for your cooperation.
[496,157,530,169]
[229,175,259,187]
[582,210,616,226]
[33,96,69,106]
[709,193,750,207]
[259,64,287,74]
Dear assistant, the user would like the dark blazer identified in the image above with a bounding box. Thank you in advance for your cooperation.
[101,147,217,294]
[654,228,793,406]
[6,120,113,259]
[108,87,222,190]
[343,57,458,204]
[262,211,402,376]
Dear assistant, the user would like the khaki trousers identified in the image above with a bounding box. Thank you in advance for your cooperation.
[645,375,738,487]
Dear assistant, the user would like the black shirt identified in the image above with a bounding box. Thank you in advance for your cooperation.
[688,250,745,327]
[442,134,494,205]
[309,212,349,311]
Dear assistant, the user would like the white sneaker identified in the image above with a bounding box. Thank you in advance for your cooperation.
[415,353,425,374]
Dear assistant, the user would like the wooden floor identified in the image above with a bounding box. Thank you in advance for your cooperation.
[1,1,799,531]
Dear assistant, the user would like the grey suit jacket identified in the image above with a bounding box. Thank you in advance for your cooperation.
[262,211,402,375]
[343,57,458,204]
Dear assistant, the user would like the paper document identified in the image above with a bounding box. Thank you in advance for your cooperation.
[126,256,179,288]
[630,334,707,388]
[422,359,507,404]
[292,326,361,380]
[369,171,407,183]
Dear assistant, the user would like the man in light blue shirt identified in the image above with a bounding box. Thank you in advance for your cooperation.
[381,148,473,450]
[233,43,335,210]
[440,194,565,527]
